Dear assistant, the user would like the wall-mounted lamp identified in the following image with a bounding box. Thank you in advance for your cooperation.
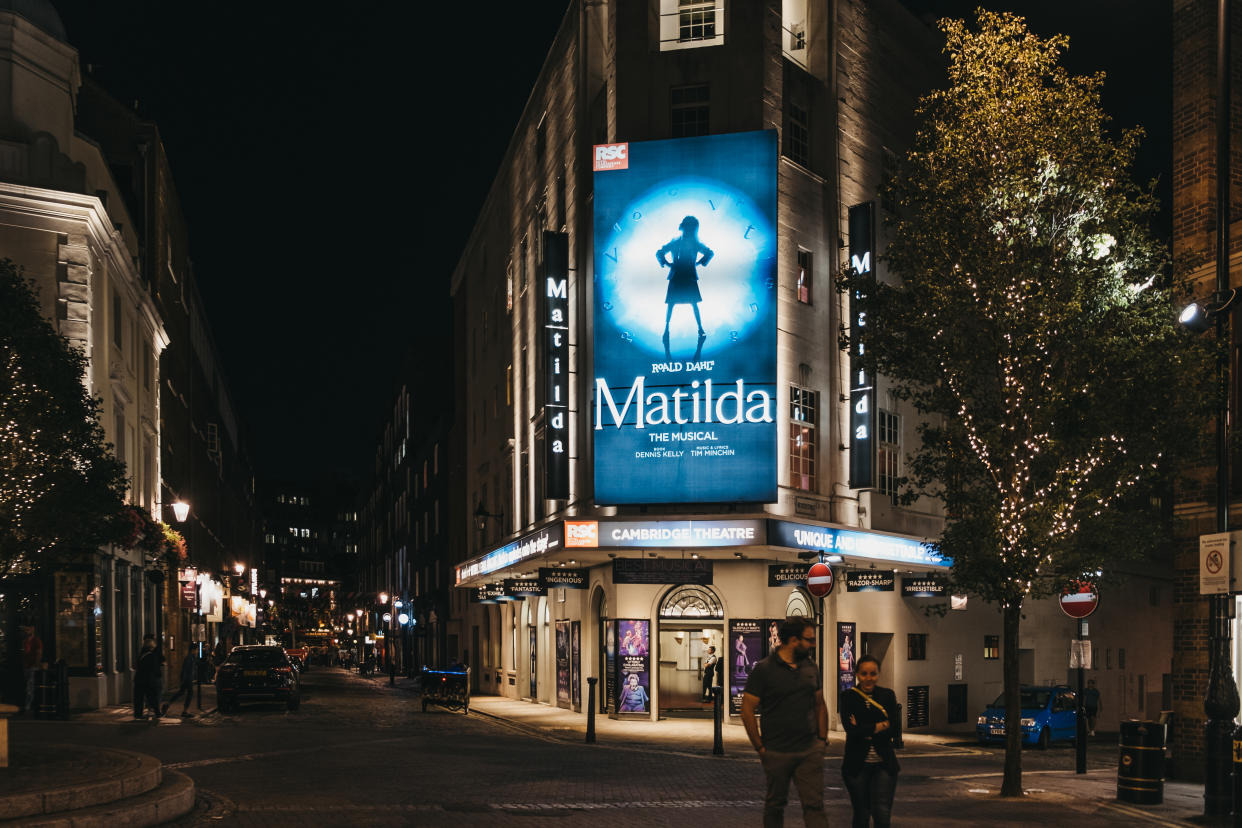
[474,502,503,531]
[171,501,190,523]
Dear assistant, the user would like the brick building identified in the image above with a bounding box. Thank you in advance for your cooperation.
[1170,0,1242,780]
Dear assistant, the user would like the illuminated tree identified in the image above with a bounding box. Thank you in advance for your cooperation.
[0,259,128,575]
[839,11,1213,796]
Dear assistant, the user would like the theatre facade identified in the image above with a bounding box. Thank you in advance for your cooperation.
[454,514,1013,732]
[447,0,1173,736]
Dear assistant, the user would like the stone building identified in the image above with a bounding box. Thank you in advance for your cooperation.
[1169,0,1242,781]
[0,0,260,706]
[443,0,1180,736]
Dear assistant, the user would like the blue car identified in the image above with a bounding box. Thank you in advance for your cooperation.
[976,685,1078,749]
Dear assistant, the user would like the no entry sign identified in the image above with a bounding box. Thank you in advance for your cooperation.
[1059,581,1099,620]
[806,562,835,598]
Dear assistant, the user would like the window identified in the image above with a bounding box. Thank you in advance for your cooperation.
[787,103,809,167]
[907,633,927,661]
[671,84,710,138]
[301,528,310,538]
[112,290,123,349]
[679,0,716,42]
[983,635,1000,660]
[796,249,813,305]
[659,0,724,50]
[878,409,901,505]
[789,386,817,491]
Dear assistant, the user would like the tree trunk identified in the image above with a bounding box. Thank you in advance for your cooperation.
[1000,601,1023,796]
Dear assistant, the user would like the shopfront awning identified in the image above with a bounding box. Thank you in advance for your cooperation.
[454,517,948,589]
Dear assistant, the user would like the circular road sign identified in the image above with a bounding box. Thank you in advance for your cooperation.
[807,562,835,598]
[1059,580,1099,620]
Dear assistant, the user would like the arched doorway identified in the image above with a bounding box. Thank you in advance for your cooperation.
[592,586,613,713]
[657,585,724,715]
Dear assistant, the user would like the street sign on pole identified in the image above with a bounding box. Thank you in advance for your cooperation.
[806,562,834,598]
[1058,581,1099,620]
[1201,532,1232,595]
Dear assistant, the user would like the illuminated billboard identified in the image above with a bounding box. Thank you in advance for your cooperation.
[593,131,778,504]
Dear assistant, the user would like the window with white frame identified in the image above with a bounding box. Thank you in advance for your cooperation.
[789,386,817,491]
[878,408,901,505]
[659,0,725,51]
[782,0,808,66]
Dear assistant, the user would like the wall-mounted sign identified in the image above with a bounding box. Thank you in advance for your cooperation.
[474,583,504,604]
[543,231,570,500]
[846,571,895,592]
[901,577,945,598]
[837,622,856,700]
[768,563,811,587]
[593,130,778,505]
[456,523,564,584]
[768,520,950,568]
[848,202,876,490]
[503,579,546,600]
[613,558,713,585]
[539,567,588,590]
[178,568,197,610]
[729,619,763,716]
[556,621,571,708]
[616,619,651,714]
[569,519,762,548]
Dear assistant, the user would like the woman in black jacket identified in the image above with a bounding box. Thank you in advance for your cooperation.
[841,655,900,827]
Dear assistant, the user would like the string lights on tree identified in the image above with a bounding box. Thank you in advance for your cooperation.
[838,11,1213,798]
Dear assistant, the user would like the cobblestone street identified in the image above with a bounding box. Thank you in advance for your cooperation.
[8,667,1207,826]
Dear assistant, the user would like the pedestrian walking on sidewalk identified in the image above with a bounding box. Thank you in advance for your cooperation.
[162,643,199,717]
[1083,679,1102,736]
[133,634,166,719]
[20,621,44,715]
[741,618,829,828]
[841,655,900,828]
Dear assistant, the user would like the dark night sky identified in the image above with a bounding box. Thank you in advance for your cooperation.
[49,1,1168,484]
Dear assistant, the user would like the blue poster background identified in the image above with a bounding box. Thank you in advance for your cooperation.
[594,131,778,504]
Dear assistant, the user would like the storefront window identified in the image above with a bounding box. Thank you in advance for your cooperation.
[54,571,92,670]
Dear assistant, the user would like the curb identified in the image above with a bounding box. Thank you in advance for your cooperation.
[0,748,161,821]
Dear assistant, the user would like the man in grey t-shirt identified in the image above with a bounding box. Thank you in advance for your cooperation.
[741,618,828,828]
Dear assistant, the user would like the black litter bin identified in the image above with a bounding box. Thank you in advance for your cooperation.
[54,660,69,719]
[1118,720,1165,805]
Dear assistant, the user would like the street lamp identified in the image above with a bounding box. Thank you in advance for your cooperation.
[171,501,190,523]
[234,562,246,576]
[474,501,502,532]
[379,592,389,604]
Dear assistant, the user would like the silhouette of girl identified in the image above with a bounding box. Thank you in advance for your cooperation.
[656,216,713,345]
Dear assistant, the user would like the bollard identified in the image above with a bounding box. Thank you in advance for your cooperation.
[586,677,598,743]
[0,704,16,768]
[389,661,396,687]
[713,685,724,755]
[55,660,69,720]
[35,668,56,719]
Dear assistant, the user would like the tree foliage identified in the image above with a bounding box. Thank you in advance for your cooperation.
[838,11,1213,795]
[0,259,129,574]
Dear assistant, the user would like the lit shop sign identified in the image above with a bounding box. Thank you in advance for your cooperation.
[768,520,950,568]
[848,202,876,490]
[593,130,779,504]
[543,231,570,500]
[901,577,946,598]
[539,567,589,589]
[455,523,564,584]
[474,584,504,604]
[564,519,762,548]
[846,571,894,592]
[503,578,546,600]
[768,563,811,587]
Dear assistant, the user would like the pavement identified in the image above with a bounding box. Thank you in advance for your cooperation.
[3,667,1233,826]
[367,671,1219,826]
